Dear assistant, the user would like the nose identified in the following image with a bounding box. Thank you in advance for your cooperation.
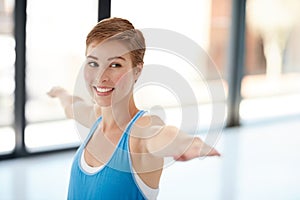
[95,67,110,84]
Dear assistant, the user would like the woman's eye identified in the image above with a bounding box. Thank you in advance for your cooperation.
[88,61,99,68]
[111,63,121,68]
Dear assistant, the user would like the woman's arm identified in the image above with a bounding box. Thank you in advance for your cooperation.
[145,125,220,161]
[47,86,100,128]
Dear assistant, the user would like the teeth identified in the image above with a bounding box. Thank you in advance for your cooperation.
[95,87,113,93]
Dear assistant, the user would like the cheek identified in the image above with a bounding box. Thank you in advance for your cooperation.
[115,71,135,90]
[84,67,96,84]
[112,72,135,102]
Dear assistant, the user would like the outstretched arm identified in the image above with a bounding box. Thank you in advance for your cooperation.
[145,125,220,161]
[47,86,101,128]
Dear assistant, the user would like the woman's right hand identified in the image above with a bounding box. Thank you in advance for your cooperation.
[47,86,68,98]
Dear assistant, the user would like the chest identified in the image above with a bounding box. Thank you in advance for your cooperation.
[84,128,143,167]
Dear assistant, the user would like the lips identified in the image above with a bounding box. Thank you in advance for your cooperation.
[93,86,114,96]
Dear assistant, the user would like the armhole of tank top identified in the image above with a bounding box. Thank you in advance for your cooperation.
[131,167,159,200]
[126,110,159,199]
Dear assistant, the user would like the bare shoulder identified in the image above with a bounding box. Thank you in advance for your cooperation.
[136,113,165,127]
[129,114,165,152]
[134,114,165,137]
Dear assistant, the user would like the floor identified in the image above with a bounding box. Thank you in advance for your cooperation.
[0,116,300,200]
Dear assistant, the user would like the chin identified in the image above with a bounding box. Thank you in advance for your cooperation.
[95,101,112,108]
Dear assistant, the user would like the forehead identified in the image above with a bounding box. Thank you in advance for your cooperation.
[86,40,131,60]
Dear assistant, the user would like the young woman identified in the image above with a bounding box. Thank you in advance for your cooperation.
[48,17,220,200]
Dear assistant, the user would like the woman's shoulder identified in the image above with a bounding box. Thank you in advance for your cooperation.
[137,112,165,128]
[131,113,165,140]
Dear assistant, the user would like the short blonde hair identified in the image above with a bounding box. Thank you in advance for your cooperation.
[86,17,145,66]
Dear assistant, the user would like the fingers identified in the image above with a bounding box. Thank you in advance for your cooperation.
[47,86,67,98]
[173,146,221,162]
[173,138,221,162]
[47,89,56,97]
[199,142,221,157]
[206,148,221,157]
[173,155,186,161]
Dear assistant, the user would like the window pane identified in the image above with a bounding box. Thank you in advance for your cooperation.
[25,120,84,152]
[0,127,15,154]
[0,0,15,154]
[241,0,300,122]
[111,0,231,131]
[25,0,98,151]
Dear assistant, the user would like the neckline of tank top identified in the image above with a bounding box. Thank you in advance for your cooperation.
[78,110,146,175]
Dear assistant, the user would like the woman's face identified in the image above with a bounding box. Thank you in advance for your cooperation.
[84,40,139,107]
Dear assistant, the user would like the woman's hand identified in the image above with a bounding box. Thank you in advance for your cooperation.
[173,137,220,161]
[47,86,68,98]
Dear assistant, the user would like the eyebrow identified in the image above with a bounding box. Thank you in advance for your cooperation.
[107,56,126,61]
[86,55,126,61]
[87,55,98,60]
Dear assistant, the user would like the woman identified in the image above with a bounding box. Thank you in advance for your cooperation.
[48,17,220,200]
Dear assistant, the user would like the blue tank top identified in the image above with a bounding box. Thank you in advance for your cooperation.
[67,110,147,200]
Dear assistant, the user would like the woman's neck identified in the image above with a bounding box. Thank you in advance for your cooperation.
[100,95,139,133]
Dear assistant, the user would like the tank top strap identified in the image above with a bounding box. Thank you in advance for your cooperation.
[105,110,146,172]
[116,110,146,150]
[125,110,146,135]
[81,116,102,148]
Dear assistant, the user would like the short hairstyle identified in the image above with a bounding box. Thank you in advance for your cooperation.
[86,17,146,66]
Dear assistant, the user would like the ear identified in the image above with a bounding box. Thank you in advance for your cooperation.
[134,63,143,80]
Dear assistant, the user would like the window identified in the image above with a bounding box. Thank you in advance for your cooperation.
[25,0,98,152]
[241,0,300,123]
[0,0,15,154]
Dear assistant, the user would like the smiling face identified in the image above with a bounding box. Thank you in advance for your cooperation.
[84,40,141,107]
